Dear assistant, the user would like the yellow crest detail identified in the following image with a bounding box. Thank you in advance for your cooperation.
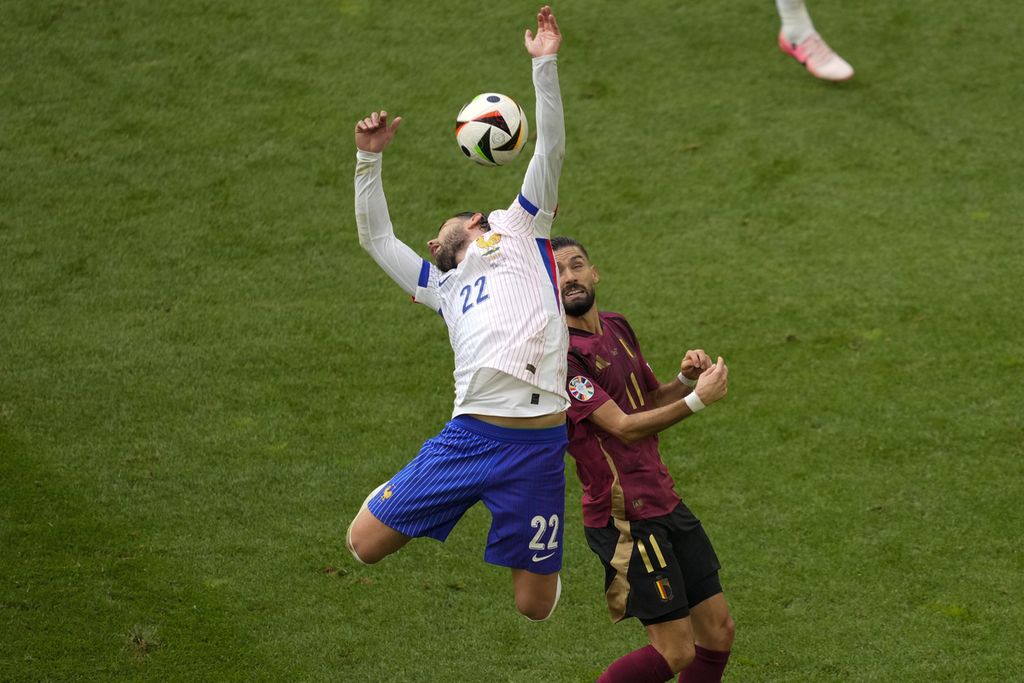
[475,234,502,249]
[382,486,393,500]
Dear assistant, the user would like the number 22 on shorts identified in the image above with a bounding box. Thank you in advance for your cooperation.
[528,514,559,562]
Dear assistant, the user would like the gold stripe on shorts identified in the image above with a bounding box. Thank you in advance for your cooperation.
[597,437,634,623]
[597,437,626,521]
[648,535,667,569]
[637,539,655,573]
[605,517,633,623]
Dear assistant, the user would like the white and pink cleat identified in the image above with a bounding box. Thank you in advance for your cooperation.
[779,31,854,82]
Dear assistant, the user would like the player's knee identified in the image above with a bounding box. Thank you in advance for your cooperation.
[660,640,696,674]
[518,598,555,621]
[719,614,736,649]
[345,526,369,565]
[346,523,381,565]
[518,576,561,622]
[700,611,736,650]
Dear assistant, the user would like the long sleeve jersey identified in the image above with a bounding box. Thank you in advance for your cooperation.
[354,55,569,417]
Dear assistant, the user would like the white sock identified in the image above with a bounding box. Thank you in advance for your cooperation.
[776,0,816,45]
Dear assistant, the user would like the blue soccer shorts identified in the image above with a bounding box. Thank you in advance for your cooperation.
[366,414,568,574]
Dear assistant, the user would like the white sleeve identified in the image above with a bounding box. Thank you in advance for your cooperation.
[503,55,564,238]
[354,150,441,310]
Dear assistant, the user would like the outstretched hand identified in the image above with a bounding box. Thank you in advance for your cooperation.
[355,111,402,154]
[524,5,561,58]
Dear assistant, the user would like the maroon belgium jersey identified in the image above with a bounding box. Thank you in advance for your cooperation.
[565,312,682,527]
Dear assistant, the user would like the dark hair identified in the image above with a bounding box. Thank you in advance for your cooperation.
[550,235,588,258]
[444,211,490,232]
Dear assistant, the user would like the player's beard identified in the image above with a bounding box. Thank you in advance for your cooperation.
[434,231,470,273]
[562,285,595,317]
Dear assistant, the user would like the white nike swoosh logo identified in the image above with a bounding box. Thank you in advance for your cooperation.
[531,552,556,562]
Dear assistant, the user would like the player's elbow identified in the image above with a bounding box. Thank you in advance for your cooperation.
[610,420,642,445]
[547,142,565,167]
[356,230,381,254]
[360,216,376,248]
[618,431,643,445]
[356,226,372,251]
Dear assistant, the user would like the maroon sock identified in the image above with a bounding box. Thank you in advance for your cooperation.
[597,644,674,683]
[678,645,731,683]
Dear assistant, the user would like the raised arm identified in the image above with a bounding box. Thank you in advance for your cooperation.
[649,349,714,407]
[354,111,437,299]
[517,6,564,235]
[589,358,729,444]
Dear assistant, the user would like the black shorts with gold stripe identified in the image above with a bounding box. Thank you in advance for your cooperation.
[584,502,722,625]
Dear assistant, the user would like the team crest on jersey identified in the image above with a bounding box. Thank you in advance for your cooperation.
[568,376,595,401]
[654,575,674,602]
[475,233,502,257]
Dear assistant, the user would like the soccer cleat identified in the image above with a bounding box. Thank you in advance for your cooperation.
[778,31,854,82]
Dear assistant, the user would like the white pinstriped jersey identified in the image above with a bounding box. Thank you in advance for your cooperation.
[355,55,568,417]
[412,195,569,413]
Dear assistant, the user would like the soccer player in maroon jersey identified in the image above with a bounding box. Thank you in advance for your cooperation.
[551,236,733,683]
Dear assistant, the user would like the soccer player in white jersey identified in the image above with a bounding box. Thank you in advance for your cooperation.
[346,6,569,621]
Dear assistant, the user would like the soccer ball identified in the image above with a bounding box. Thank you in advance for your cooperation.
[455,93,528,166]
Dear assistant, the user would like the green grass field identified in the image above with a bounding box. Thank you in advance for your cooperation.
[2,0,1023,680]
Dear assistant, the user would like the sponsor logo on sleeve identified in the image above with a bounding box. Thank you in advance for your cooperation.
[568,376,595,402]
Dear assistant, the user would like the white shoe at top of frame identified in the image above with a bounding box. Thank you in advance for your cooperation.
[779,31,854,82]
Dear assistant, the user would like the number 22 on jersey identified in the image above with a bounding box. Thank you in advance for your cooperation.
[460,275,489,314]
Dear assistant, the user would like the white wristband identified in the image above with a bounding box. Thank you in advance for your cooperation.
[683,391,706,413]
[677,371,697,388]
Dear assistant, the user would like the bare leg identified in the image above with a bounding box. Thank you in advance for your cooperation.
[511,569,561,621]
[646,617,697,673]
[689,593,735,651]
[346,484,412,564]
[676,593,734,682]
